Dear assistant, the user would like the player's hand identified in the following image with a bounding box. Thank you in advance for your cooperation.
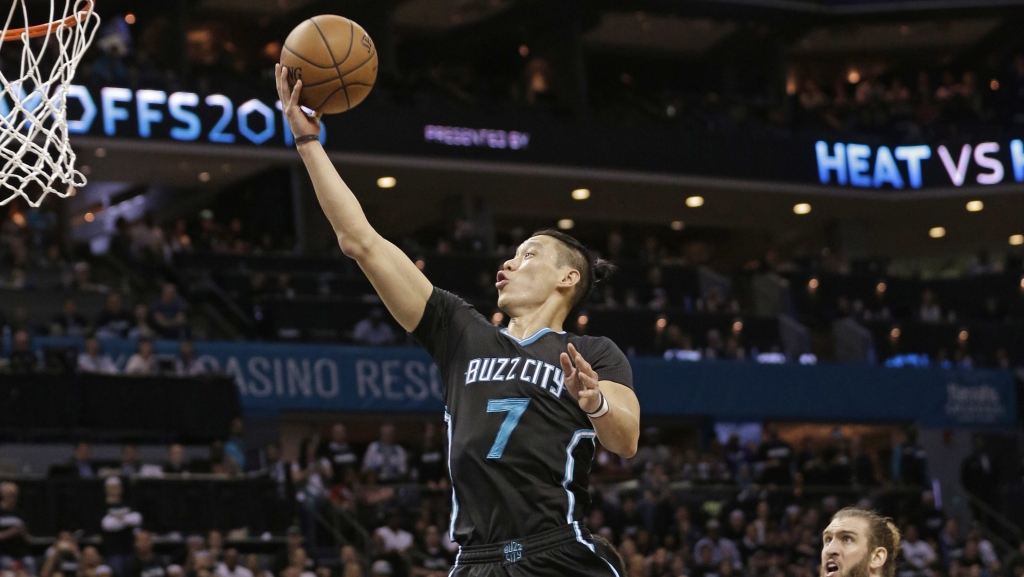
[559,343,602,413]
[276,63,322,139]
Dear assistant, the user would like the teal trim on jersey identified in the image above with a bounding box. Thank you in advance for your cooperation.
[562,429,597,525]
[444,410,459,542]
[499,327,566,346]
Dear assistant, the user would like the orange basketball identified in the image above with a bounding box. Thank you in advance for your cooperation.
[280,15,378,114]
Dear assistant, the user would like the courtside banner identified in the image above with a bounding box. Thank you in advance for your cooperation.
[29,337,1018,427]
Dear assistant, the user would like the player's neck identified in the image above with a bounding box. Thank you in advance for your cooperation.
[505,303,566,340]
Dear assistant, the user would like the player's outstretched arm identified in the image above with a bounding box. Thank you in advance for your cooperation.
[276,64,433,332]
[561,344,640,458]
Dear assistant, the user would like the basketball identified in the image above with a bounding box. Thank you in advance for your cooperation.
[280,15,378,114]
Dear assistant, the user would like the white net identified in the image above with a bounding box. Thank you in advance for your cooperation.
[0,0,98,207]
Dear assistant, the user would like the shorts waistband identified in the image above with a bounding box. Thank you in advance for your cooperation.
[456,523,592,565]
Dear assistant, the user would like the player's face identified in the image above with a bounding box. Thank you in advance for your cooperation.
[821,517,873,577]
[496,236,569,314]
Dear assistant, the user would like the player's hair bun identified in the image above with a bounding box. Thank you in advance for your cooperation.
[592,258,617,285]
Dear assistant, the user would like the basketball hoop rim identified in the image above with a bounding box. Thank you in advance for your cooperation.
[2,0,95,41]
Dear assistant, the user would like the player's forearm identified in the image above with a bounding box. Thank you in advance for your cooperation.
[591,396,639,458]
[296,140,381,257]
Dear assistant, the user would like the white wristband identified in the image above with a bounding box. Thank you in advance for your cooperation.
[585,393,610,419]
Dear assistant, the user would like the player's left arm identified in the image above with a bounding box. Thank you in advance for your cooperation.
[560,343,640,458]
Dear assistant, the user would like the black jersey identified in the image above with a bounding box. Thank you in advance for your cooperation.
[412,288,633,547]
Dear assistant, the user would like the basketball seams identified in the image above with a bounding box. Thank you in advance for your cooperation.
[340,47,377,78]
[310,17,350,111]
[312,84,348,111]
[281,44,336,69]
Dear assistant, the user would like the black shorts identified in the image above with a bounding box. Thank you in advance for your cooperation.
[449,523,623,577]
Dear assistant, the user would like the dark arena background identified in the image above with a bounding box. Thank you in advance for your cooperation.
[1,0,1024,577]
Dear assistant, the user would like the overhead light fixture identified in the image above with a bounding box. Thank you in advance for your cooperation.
[1010,234,1024,246]
[571,188,590,200]
[966,200,984,212]
[929,226,946,238]
[376,176,396,189]
[198,172,211,182]
[793,203,811,215]
[557,219,574,230]
[670,220,684,231]
[685,196,704,208]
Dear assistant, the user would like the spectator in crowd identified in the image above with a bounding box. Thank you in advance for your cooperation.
[755,424,794,485]
[370,559,393,577]
[292,439,332,547]
[51,297,89,336]
[101,477,142,577]
[0,482,33,575]
[375,513,414,554]
[411,423,446,491]
[941,519,964,564]
[901,525,936,573]
[338,546,363,577]
[95,293,133,339]
[916,490,946,543]
[78,336,119,374]
[224,418,246,471]
[286,548,315,577]
[72,261,108,293]
[71,442,95,478]
[694,519,743,570]
[204,530,225,565]
[125,340,157,375]
[151,283,188,339]
[352,308,397,346]
[175,341,205,376]
[7,330,38,373]
[39,531,82,577]
[127,531,166,577]
[919,290,942,323]
[244,554,272,577]
[215,549,251,577]
[892,428,928,488]
[410,525,452,576]
[961,435,999,512]
[321,423,358,482]
[120,444,142,477]
[164,444,188,475]
[127,303,156,341]
[362,423,408,483]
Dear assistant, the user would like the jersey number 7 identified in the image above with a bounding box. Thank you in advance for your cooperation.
[485,398,530,459]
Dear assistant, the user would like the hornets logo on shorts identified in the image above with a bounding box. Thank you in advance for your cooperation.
[503,541,522,563]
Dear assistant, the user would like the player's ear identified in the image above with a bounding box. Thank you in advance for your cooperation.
[559,268,581,289]
[869,546,887,571]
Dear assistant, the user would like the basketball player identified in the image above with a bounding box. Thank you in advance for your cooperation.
[821,507,901,577]
[277,65,640,577]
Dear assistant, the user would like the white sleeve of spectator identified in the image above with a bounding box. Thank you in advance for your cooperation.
[362,442,380,471]
[124,511,142,526]
[396,446,408,475]
[101,514,123,531]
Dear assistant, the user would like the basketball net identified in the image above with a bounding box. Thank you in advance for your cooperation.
[0,0,98,207]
